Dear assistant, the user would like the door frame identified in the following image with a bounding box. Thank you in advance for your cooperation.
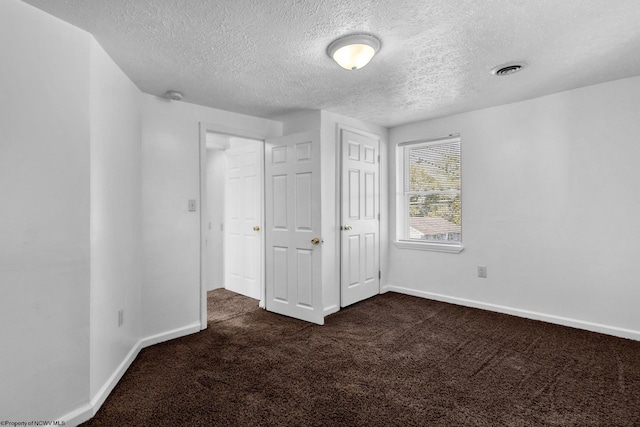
[336,124,382,308]
[199,122,274,330]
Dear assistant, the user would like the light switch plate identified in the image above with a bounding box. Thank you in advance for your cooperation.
[477,265,487,278]
[188,199,197,212]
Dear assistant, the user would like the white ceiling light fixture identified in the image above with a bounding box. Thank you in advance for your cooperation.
[327,34,381,71]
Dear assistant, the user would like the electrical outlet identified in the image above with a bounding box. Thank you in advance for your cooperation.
[118,309,124,327]
[477,265,487,278]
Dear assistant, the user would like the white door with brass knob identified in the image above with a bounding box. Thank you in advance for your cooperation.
[265,131,324,325]
[224,138,263,300]
[340,129,380,307]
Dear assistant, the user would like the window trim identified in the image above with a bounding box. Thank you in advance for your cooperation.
[395,134,464,253]
[394,240,464,253]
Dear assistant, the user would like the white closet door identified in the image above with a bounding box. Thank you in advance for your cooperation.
[340,129,380,307]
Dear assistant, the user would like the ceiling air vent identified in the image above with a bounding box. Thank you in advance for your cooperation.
[491,63,525,76]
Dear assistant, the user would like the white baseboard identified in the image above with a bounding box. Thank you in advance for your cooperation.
[60,321,202,426]
[384,284,640,341]
[139,322,201,348]
[89,340,143,414]
[324,304,340,316]
[59,403,93,427]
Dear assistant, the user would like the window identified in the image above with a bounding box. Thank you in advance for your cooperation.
[396,135,463,253]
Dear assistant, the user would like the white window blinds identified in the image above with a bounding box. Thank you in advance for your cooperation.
[400,135,461,243]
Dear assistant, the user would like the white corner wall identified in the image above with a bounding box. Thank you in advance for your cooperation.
[141,95,282,338]
[89,38,143,409]
[387,76,640,340]
[0,0,91,420]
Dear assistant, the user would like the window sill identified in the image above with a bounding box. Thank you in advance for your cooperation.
[394,240,464,253]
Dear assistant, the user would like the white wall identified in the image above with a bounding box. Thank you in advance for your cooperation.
[0,0,91,420]
[89,38,142,405]
[387,76,640,340]
[274,109,322,135]
[141,95,282,337]
[205,148,225,290]
[1,2,145,423]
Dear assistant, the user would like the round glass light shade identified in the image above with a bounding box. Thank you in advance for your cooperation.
[327,34,380,71]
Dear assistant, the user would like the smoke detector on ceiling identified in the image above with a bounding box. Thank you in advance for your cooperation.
[491,62,526,76]
[164,90,184,101]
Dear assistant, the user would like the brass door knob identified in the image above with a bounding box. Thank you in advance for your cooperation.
[343,225,352,231]
[311,237,320,245]
[253,225,260,231]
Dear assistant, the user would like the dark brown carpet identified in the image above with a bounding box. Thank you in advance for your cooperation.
[82,290,640,426]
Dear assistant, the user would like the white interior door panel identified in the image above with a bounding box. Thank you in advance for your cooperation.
[265,131,324,325]
[341,129,380,307]
[224,139,263,300]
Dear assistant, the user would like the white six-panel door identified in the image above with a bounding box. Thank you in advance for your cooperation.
[341,129,380,307]
[265,131,324,325]
[224,140,263,300]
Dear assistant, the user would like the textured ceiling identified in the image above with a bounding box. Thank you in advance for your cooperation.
[22,0,640,127]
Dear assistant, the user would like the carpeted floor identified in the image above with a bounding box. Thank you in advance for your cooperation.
[82,290,640,426]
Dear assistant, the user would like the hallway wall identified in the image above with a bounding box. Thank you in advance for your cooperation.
[0,0,91,420]
[141,95,282,338]
[89,38,143,406]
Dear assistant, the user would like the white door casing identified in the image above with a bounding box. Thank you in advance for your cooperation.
[265,131,324,325]
[224,139,263,300]
[340,129,380,307]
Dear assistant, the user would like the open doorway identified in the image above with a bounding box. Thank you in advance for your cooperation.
[203,131,264,319]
